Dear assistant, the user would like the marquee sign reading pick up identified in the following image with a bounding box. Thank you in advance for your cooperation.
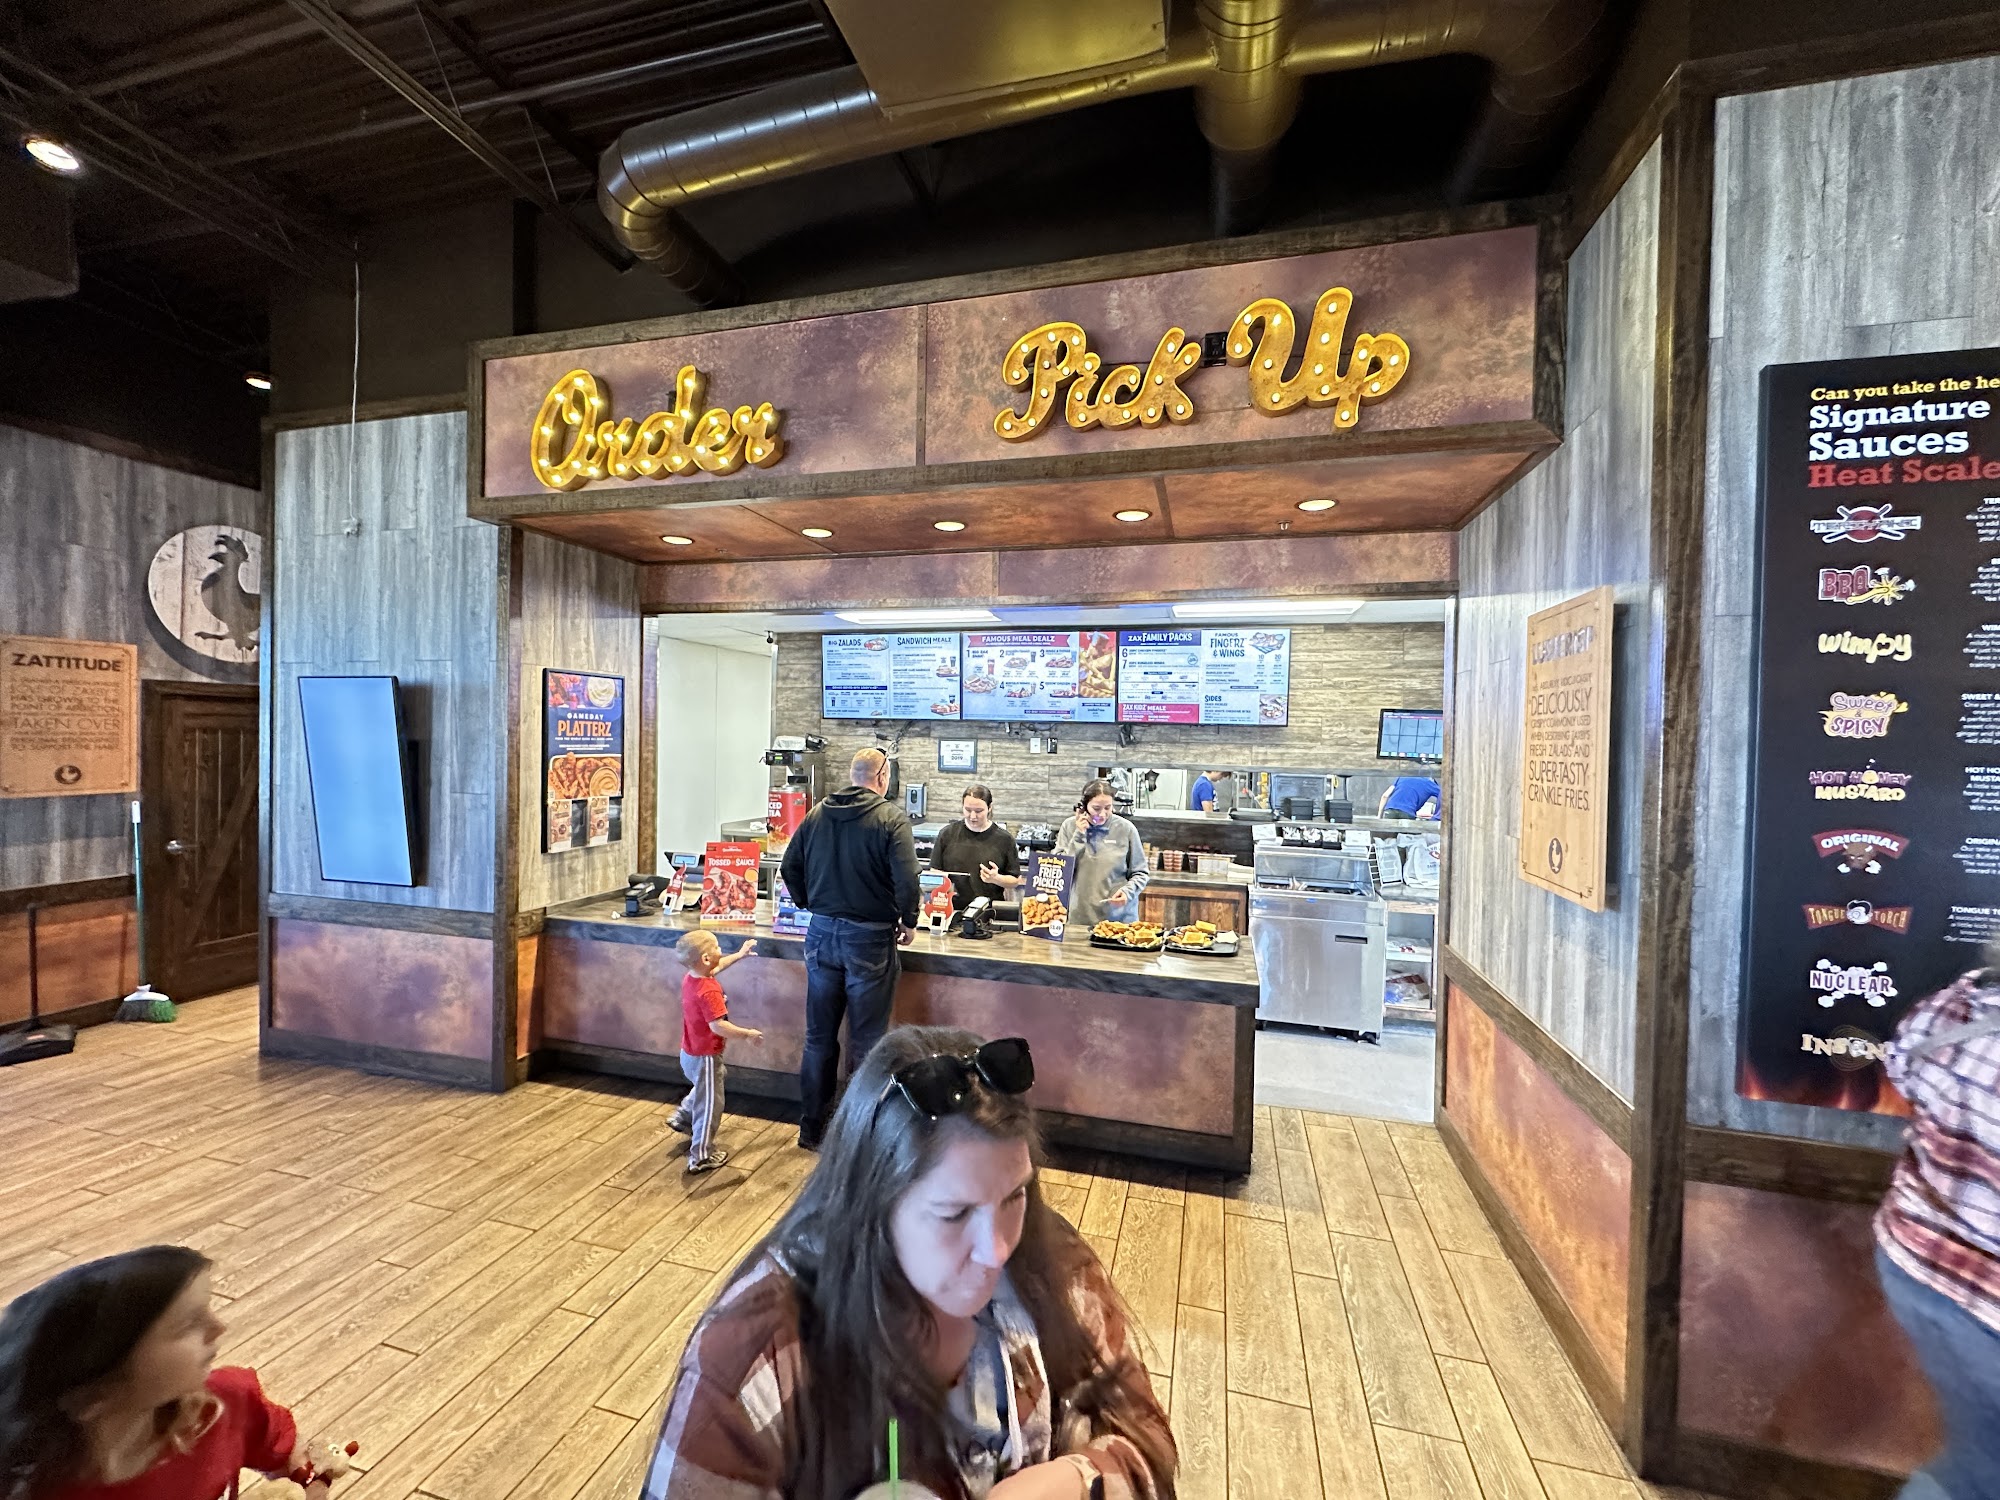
[991,287,1410,443]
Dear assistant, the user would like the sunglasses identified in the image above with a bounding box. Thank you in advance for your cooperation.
[881,1037,1036,1120]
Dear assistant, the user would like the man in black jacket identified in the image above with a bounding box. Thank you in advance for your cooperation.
[779,746,921,1148]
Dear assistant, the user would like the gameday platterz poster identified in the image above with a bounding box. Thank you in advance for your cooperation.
[544,670,624,853]
[1740,349,2000,1111]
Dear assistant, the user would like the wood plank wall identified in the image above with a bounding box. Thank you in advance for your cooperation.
[1688,56,2000,1149]
[270,413,501,912]
[515,531,642,913]
[0,422,259,888]
[1448,143,1663,1103]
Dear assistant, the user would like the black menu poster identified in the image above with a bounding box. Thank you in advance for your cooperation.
[1741,348,2000,1112]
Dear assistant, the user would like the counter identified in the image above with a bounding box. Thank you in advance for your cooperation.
[534,896,1259,1171]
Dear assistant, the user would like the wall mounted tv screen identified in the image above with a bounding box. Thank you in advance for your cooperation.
[1115,627,1292,725]
[821,632,963,720]
[298,675,418,885]
[1378,708,1444,761]
[961,630,1117,722]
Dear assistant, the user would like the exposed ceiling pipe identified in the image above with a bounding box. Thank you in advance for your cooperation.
[598,0,1613,306]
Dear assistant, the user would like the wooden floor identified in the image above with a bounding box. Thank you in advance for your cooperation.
[0,990,1716,1500]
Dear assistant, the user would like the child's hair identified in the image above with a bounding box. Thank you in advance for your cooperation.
[0,1246,219,1499]
[674,929,718,966]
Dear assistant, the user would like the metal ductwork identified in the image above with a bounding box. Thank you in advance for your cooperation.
[599,0,1613,306]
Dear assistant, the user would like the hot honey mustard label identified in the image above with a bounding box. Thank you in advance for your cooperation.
[1742,348,2000,1113]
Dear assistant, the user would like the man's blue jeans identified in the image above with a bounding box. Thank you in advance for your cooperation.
[799,916,899,1137]
[1877,1245,2000,1499]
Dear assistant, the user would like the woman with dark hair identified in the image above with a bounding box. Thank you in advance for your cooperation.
[0,1246,351,1500]
[643,1025,1175,1500]
[930,785,1023,911]
[1054,780,1149,931]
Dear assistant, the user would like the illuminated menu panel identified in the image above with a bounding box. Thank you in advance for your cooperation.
[961,631,1117,721]
[1116,628,1291,725]
[821,633,962,720]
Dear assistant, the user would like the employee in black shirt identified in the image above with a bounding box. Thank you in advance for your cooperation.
[929,784,1023,908]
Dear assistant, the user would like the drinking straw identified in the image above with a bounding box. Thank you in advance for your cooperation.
[888,1415,901,1498]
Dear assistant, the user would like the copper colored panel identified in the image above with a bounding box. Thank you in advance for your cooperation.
[924,227,1538,465]
[648,549,1002,611]
[270,918,493,1060]
[523,505,830,563]
[0,898,136,1025]
[1163,451,1534,536]
[985,530,1456,602]
[516,933,541,1059]
[748,478,1170,554]
[897,972,1236,1136]
[1444,986,1630,1381]
[540,935,809,1075]
[1680,1180,1940,1472]
[482,305,924,499]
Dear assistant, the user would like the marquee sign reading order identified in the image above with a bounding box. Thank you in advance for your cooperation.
[994,286,1410,443]
[530,366,784,491]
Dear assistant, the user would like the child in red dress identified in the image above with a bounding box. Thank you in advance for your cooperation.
[0,1245,353,1500]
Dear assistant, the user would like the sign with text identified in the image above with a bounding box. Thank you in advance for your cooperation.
[0,636,138,799]
[1740,348,2000,1113]
[543,670,624,853]
[1518,588,1613,910]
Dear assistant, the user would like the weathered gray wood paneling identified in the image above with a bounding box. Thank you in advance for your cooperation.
[1448,143,1662,1103]
[0,423,260,888]
[516,531,642,912]
[771,623,1446,822]
[271,412,502,911]
[1690,58,2000,1149]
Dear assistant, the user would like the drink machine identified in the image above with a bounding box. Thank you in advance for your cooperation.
[763,735,827,842]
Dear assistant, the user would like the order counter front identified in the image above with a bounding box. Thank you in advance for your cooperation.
[535,895,1259,1172]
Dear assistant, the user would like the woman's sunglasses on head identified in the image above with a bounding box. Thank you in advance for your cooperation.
[881,1037,1035,1120]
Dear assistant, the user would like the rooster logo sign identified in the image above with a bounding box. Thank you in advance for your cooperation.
[147,525,264,673]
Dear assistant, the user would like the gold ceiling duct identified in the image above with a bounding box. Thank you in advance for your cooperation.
[598,0,1613,306]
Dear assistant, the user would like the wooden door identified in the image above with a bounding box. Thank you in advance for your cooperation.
[142,683,258,1000]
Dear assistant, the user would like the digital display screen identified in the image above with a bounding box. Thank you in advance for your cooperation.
[1116,628,1291,725]
[961,631,1117,722]
[298,675,417,886]
[821,633,963,720]
[1378,708,1444,761]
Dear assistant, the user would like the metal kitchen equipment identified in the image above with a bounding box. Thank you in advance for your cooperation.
[1250,843,1387,1038]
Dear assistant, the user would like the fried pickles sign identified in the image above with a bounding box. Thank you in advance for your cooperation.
[1519,588,1614,911]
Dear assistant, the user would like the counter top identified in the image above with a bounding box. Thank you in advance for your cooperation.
[543,894,1261,1005]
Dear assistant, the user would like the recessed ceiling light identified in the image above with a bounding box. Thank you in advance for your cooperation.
[244,372,272,391]
[835,608,1001,626]
[1297,498,1337,513]
[660,534,694,546]
[1172,597,1365,620]
[24,136,80,174]
[932,520,966,532]
[800,526,833,539]
[1113,509,1152,522]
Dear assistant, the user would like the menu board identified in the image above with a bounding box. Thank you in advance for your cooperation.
[961,631,1117,722]
[1740,348,2000,1113]
[1115,628,1292,725]
[821,633,962,720]
[544,670,623,852]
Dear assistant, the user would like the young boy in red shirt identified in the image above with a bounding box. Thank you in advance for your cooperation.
[670,930,763,1173]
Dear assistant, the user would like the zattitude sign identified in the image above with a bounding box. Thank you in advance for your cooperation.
[1740,348,2000,1112]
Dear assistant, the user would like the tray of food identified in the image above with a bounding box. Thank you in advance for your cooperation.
[1164,922,1241,955]
[1089,919,1165,951]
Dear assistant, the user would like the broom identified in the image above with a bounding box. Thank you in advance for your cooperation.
[115,799,176,1023]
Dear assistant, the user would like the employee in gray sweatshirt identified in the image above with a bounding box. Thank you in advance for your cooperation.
[1055,777,1151,928]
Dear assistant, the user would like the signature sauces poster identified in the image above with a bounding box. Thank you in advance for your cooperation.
[544,670,624,853]
[1741,348,2000,1112]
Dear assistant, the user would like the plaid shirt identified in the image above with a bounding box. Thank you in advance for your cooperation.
[1875,968,2000,1335]
[641,1224,1173,1500]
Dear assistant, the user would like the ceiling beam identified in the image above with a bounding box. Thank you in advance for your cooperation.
[281,0,635,271]
[0,43,352,285]
[409,0,597,174]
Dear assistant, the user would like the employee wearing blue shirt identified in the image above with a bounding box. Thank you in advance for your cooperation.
[1380,775,1441,820]
[1190,769,1221,812]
